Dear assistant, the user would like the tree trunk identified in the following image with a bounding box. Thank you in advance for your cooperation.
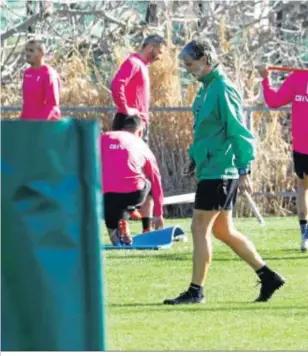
[26,1,34,33]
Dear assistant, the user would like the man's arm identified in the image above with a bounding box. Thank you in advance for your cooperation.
[39,71,60,120]
[219,85,256,171]
[143,148,164,217]
[111,57,139,115]
[261,74,294,108]
[257,65,294,108]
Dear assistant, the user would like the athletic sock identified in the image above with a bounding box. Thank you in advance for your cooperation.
[256,265,276,281]
[188,283,203,297]
[299,220,308,237]
[142,217,151,231]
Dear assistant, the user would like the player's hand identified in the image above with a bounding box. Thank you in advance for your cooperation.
[183,160,196,177]
[239,175,253,195]
[152,216,164,230]
[126,107,140,117]
[255,64,269,79]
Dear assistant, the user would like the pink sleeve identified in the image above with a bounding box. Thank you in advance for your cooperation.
[262,74,295,108]
[39,71,60,120]
[20,73,26,118]
[111,58,139,114]
[143,148,164,217]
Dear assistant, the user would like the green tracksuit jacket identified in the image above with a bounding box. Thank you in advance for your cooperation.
[189,66,255,181]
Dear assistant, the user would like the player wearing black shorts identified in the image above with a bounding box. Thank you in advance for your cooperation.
[101,116,164,246]
[163,38,285,305]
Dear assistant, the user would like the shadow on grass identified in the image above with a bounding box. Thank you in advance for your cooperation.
[212,255,308,262]
[104,250,307,262]
[108,302,308,313]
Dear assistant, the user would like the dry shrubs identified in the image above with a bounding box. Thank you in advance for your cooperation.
[1,46,295,217]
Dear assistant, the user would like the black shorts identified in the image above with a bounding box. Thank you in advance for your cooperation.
[293,151,308,179]
[194,179,238,211]
[104,180,151,229]
[112,113,149,143]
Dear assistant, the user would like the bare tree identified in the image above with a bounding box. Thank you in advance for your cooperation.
[1,0,307,97]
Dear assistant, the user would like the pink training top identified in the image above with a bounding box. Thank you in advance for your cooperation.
[262,72,308,154]
[111,53,150,124]
[21,64,61,120]
[101,131,163,217]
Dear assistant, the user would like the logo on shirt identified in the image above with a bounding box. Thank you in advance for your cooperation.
[295,95,308,103]
[109,144,125,150]
[295,82,308,102]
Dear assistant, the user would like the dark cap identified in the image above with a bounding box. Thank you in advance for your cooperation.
[119,115,142,130]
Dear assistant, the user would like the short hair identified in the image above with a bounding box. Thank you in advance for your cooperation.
[119,115,143,131]
[179,38,218,66]
[26,39,46,53]
[141,34,166,49]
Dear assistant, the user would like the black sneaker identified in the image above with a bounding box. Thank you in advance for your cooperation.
[254,273,286,302]
[163,290,204,305]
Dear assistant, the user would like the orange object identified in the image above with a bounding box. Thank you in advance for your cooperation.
[268,66,308,72]
[130,210,142,220]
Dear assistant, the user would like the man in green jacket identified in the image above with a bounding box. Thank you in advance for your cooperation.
[164,39,285,305]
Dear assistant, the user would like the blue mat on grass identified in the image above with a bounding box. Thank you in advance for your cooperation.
[102,225,185,250]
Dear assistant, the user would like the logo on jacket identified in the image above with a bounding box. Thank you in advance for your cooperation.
[294,82,308,102]
[295,95,308,102]
[109,144,125,150]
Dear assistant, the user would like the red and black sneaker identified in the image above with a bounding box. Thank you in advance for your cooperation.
[118,219,132,246]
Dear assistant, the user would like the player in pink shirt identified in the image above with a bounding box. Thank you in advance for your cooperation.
[20,39,61,121]
[257,65,308,252]
[101,115,164,246]
[110,34,166,143]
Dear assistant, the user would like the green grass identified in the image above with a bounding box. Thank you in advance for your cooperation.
[102,217,308,351]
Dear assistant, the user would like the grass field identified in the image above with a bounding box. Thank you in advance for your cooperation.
[103,217,308,351]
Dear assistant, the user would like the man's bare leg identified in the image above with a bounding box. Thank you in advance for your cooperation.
[191,210,220,285]
[212,211,285,302]
[212,211,265,270]
[164,209,219,304]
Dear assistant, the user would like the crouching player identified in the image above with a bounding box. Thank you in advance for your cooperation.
[101,115,164,245]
